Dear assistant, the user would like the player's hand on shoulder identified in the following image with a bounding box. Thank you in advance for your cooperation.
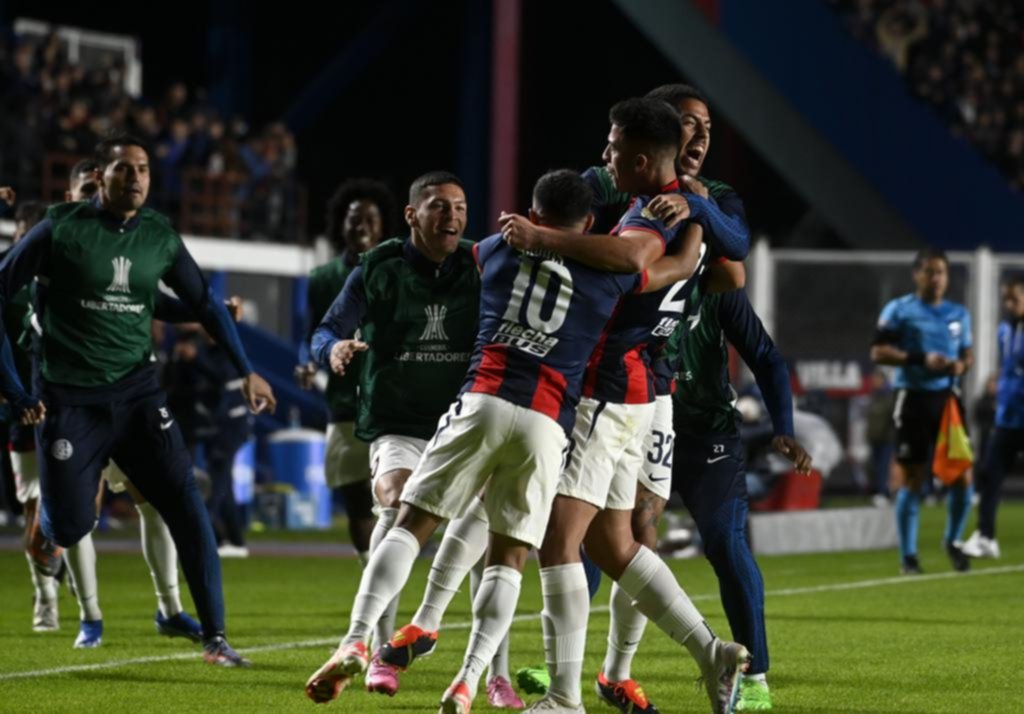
[647,193,691,227]
[329,340,368,376]
[294,361,319,390]
[19,400,46,426]
[772,435,813,474]
[499,212,543,251]
[680,174,709,199]
[243,372,277,415]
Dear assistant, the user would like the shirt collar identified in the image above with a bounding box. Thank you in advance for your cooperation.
[91,196,143,231]
[403,236,460,277]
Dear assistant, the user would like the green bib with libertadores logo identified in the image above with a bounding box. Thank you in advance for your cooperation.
[356,238,480,442]
[42,202,181,387]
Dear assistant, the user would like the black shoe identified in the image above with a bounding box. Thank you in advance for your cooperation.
[901,555,922,575]
[946,542,970,572]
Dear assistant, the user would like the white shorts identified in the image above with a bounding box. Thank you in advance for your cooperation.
[558,397,655,511]
[11,450,39,504]
[104,461,132,494]
[370,434,429,480]
[325,421,371,488]
[402,392,568,549]
[637,395,675,501]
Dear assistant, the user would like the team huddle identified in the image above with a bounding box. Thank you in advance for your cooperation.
[0,83,812,713]
[301,85,812,714]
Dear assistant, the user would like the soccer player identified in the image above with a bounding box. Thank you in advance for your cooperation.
[21,161,213,649]
[0,134,276,666]
[297,178,397,564]
[962,276,1024,559]
[871,248,974,574]
[310,171,481,695]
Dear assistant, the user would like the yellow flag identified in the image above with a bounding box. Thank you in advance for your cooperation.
[932,395,974,484]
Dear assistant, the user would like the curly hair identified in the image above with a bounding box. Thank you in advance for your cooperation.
[325,178,399,247]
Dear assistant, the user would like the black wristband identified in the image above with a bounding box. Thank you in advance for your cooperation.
[906,351,925,366]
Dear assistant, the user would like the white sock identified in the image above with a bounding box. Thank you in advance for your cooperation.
[414,499,489,632]
[453,565,522,698]
[342,527,419,647]
[65,531,102,621]
[369,508,401,650]
[136,502,183,617]
[747,672,768,685]
[25,552,57,603]
[603,580,648,681]
[469,551,512,682]
[617,546,715,668]
[539,564,590,706]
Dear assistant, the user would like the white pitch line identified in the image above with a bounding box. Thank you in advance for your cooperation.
[2,563,1021,682]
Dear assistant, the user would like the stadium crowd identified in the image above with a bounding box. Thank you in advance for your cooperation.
[830,0,1024,191]
[0,29,300,239]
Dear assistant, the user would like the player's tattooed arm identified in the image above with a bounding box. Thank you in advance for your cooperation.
[499,212,664,273]
[642,222,704,293]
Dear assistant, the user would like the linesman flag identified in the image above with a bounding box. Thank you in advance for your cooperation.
[932,394,974,484]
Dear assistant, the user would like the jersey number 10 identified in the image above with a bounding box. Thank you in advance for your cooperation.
[503,260,575,333]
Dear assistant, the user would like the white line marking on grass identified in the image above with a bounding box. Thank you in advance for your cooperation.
[3,563,1021,682]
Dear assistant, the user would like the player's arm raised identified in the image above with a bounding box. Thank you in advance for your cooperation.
[641,222,704,293]
[500,212,663,273]
[311,267,368,377]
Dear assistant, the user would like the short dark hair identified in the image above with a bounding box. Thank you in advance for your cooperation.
[409,171,463,205]
[325,178,399,245]
[912,248,949,270]
[14,200,47,229]
[70,159,99,182]
[532,170,593,227]
[95,133,149,167]
[646,83,708,109]
[608,98,682,159]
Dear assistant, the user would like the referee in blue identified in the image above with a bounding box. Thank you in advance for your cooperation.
[871,248,974,574]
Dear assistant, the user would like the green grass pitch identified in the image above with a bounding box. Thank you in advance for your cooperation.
[1,502,1021,712]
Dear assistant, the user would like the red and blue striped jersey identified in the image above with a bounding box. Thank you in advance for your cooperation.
[463,234,643,434]
[583,188,709,405]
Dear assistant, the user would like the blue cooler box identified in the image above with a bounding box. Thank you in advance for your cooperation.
[267,429,330,529]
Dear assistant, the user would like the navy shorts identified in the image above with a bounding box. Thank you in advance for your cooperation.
[37,368,194,546]
[672,430,747,526]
